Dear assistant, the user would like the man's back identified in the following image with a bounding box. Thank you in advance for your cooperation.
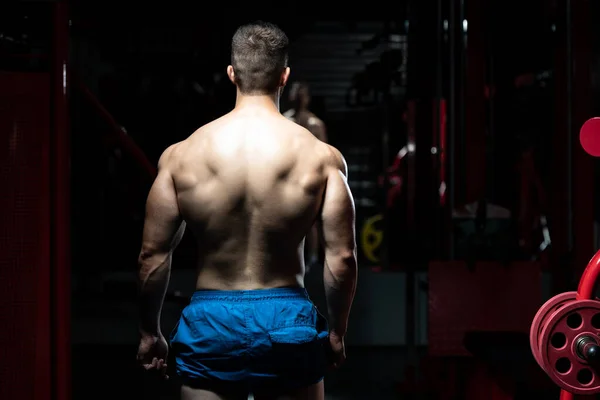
[137,22,356,399]
[165,106,340,290]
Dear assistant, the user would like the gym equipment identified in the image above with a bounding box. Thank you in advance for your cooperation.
[530,292,578,369]
[530,292,600,395]
[530,252,600,396]
[579,117,600,157]
[530,118,600,398]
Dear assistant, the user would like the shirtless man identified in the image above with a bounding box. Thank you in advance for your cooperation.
[136,21,358,400]
[283,82,328,271]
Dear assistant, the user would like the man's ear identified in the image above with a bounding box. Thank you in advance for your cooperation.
[227,65,235,84]
[280,67,291,87]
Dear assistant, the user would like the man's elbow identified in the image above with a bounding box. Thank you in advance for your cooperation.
[138,241,173,259]
[340,247,357,263]
[324,247,357,287]
[138,246,170,274]
[138,246,160,263]
[327,247,358,269]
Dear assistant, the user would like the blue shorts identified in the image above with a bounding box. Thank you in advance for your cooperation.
[170,287,330,394]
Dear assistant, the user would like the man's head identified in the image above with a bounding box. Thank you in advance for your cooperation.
[288,81,311,109]
[227,21,290,95]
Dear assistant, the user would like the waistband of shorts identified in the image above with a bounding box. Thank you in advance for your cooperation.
[190,286,309,302]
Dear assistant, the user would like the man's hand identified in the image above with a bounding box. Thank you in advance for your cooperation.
[137,333,169,379]
[328,331,346,370]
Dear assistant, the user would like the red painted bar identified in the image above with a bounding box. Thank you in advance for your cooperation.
[0,71,52,400]
[74,77,157,178]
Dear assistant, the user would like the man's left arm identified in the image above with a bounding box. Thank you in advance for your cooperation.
[138,149,186,338]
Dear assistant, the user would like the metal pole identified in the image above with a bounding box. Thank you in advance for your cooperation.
[459,0,466,204]
[435,0,443,257]
[53,1,71,399]
[448,0,456,259]
[487,4,495,201]
[566,0,573,252]
[381,97,390,271]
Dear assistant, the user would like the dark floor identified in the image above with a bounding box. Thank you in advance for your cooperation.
[72,343,562,400]
[72,344,405,400]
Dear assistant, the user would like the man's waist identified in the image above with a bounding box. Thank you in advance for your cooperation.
[195,264,303,292]
[190,286,308,303]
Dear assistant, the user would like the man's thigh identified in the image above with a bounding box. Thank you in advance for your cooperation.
[252,380,324,400]
[181,384,248,400]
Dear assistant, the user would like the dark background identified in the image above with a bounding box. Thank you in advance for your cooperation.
[3,0,600,399]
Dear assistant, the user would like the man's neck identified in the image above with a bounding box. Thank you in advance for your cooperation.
[234,90,280,113]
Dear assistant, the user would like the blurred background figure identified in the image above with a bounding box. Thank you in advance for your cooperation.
[284,81,328,270]
[284,81,328,143]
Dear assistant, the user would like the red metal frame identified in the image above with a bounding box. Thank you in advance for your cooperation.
[0,71,53,400]
[53,2,70,400]
[74,77,157,178]
[556,250,600,400]
[50,8,156,400]
[576,251,600,301]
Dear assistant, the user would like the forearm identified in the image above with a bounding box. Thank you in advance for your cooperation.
[138,252,172,336]
[323,251,358,336]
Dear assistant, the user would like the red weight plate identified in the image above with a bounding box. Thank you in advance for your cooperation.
[539,299,600,395]
[580,117,600,157]
[530,292,577,371]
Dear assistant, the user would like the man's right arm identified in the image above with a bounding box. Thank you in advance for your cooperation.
[319,150,358,337]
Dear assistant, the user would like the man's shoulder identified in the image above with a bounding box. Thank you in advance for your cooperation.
[157,128,205,169]
[315,142,347,177]
[183,112,232,140]
[157,142,182,170]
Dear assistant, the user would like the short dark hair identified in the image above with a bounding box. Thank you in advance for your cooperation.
[231,21,289,95]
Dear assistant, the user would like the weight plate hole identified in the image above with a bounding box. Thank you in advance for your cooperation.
[556,358,571,374]
[551,332,567,349]
[577,368,594,385]
[591,313,600,329]
[567,313,583,329]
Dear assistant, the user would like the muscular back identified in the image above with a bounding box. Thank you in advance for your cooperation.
[163,108,343,290]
